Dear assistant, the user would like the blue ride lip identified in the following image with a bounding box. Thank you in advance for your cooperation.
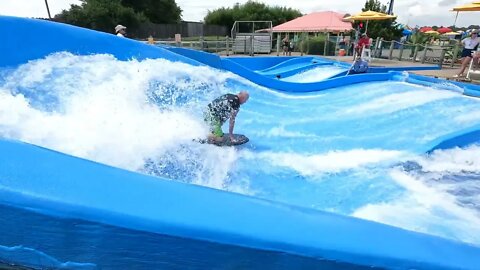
[1,138,480,270]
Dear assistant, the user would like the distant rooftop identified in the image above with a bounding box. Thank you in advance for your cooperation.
[272,11,353,33]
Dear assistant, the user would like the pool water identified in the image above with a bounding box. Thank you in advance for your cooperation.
[280,65,346,82]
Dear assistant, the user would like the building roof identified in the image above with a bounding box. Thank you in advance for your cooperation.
[272,11,353,33]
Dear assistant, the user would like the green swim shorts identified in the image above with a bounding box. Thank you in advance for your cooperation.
[204,112,224,137]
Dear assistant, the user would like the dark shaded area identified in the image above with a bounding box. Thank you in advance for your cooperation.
[0,204,382,270]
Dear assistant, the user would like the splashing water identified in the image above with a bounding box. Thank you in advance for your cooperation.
[1,53,480,246]
[280,65,346,82]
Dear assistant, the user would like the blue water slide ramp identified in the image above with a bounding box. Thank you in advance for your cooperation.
[1,139,480,270]
[0,16,200,68]
[254,57,336,78]
[166,47,441,90]
[221,56,441,81]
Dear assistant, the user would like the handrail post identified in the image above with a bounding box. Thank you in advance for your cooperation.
[226,36,230,56]
[244,38,247,54]
[421,45,428,64]
[300,33,304,56]
[439,48,446,69]
[398,42,404,61]
[451,43,459,68]
[373,37,380,58]
[276,33,280,56]
[323,33,329,55]
[413,45,420,62]
[388,41,394,60]
[250,36,254,56]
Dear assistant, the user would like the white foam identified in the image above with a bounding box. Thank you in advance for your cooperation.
[454,110,480,124]
[419,145,480,173]
[281,66,346,83]
[0,53,248,191]
[253,125,317,139]
[353,169,480,245]
[353,146,480,245]
[342,89,459,116]
[244,149,404,176]
[259,87,326,99]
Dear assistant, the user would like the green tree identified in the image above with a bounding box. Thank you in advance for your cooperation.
[55,0,147,33]
[353,0,402,40]
[121,0,182,23]
[204,1,302,31]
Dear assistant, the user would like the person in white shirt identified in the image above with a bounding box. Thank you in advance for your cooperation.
[115,25,127,37]
[454,29,480,77]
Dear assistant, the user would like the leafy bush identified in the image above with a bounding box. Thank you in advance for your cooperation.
[304,35,336,55]
[306,36,325,55]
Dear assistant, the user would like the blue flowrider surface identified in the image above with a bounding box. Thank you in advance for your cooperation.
[1,15,480,270]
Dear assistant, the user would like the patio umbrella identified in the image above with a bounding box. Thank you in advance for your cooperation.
[442,31,461,35]
[437,27,452,33]
[424,30,440,35]
[451,2,480,26]
[419,26,433,32]
[452,2,480,11]
[343,10,396,34]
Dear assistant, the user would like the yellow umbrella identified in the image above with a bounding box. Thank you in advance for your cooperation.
[451,2,480,26]
[424,30,440,35]
[452,2,480,11]
[442,31,461,35]
[443,32,462,36]
[343,10,397,34]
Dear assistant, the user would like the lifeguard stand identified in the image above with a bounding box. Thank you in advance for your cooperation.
[231,21,272,55]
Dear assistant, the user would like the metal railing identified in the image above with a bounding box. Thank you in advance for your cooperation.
[144,36,465,68]
[368,38,461,68]
[148,36,274,56]
[148,38,229,55]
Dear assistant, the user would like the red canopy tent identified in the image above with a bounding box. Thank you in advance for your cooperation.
[272,11,353,33]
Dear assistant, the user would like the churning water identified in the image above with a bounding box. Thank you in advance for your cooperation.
[1,53,480,246]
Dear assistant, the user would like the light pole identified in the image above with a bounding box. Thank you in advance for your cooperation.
[44,0,52,19]
[387,0,395,15]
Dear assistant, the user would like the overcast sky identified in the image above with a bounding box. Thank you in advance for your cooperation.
[1,0,478,27]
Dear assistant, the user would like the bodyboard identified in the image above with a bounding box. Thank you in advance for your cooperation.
[196,134,249,146]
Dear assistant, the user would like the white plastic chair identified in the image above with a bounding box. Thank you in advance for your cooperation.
[466,51,480,80]
[361,47,372,62]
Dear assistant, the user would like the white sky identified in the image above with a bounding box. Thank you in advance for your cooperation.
[0,0,478,27]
